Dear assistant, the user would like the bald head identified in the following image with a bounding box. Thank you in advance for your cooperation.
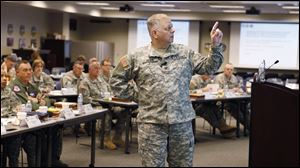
[89,61,100,69]
[224,63,234,78]
[89,61,100,79]
[147,14,169,33]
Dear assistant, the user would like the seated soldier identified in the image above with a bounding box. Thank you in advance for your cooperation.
[1,71,22,167]
[190,74,236,137]
[214,63,250,130]
[31,59,55,93]
[61,61,86,90]
[1,53,21,83]
[9,60,68,167]
[62,61,87,135]
[80,61,126,150]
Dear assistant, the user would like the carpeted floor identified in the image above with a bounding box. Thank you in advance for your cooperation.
[60,117,249,167]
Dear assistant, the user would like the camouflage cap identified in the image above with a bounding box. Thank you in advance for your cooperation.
[6,53,21,62]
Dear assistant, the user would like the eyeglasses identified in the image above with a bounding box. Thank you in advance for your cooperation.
[21,68,32,72]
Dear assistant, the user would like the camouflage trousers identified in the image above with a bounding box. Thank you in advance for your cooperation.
[104,107,127,138]
[224,101,250,129]
[138,121,194,167]
[194,102,224,128]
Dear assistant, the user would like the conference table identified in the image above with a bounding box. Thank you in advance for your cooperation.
[96,92,251,154]
[48,90,78,102]
[191,92,251,138]
[1,108,107,167]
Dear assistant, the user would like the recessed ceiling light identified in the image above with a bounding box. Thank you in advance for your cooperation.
[223,10,246,13]
[77,2,109,6]
[282,6,299,10]
[64,6,77,13]
[210,5,245,9]
[289,11,299,14]
[161,9,191,12]
[141,4,175,7]
[31,1,47,8]
[100,7,119,10]
[90,10,101,17]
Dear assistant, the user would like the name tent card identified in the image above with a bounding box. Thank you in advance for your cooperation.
[62,108,75,119]
[25,115,42,128]
[83,104,94,114]
[1,122,6,134]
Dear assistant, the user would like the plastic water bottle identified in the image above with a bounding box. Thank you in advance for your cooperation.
[25,100,32,113]
[77,93,83,114]
[224,84,229,97]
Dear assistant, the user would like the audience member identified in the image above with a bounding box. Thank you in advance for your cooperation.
[190,74,236,137]
[31,59,55,93]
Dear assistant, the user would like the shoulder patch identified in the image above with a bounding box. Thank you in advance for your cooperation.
[13,86,20,92]
[120,56,129,68]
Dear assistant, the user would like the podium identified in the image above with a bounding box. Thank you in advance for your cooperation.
[249,82,299,166]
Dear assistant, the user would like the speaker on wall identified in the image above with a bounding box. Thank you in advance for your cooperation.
[70,18,77,31]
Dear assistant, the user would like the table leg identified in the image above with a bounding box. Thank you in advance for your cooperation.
[89,120,96,167]
[236,101,240,138]
[125,109,131,154]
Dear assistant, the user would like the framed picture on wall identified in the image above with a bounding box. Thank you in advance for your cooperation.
[19,25,25,36]
[7,37,14,47]
[19,38,26,48]
[31,26,37,37]
[30,39,37,48]
[7,24,13,35]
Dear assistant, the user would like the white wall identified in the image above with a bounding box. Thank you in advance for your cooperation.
[77,17,128,64]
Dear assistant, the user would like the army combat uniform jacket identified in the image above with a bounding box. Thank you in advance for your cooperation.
[110,43,223,124]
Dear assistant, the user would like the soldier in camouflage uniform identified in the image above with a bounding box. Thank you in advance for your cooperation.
[31,59,55,93]
[1,71,22,167]
[61,61,86,90]
[190,74,236,136]
[100,57,113,83]
[110,14,224,167]
[9,60,68,167]
[80,61,127,150]
[1,53,20,83]
[62,61,87,136]
[214,63,250,129]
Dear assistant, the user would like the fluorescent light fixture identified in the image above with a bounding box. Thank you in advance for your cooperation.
[64,6,77,13]
[210,5,245,9]
[100,7,119,10]
[161,9,191,12]
[289,10,299,14]
[90,10,101,17]
[77,2,109,6]
[282,6,299,10]
[223,10,246,13]
[31,1,47,8]
[141,4,175,7]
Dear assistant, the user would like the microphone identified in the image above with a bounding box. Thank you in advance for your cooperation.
[266,60,279,70]
[256,60,279,82]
